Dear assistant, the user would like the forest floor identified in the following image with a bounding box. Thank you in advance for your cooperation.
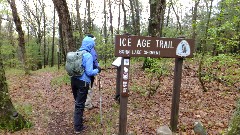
[1,61,240,135]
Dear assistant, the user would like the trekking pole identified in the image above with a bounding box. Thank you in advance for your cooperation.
[98,76,103,126]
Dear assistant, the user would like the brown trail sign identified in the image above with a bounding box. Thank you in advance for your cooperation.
[114,35,195,135]
[115,35,194,58]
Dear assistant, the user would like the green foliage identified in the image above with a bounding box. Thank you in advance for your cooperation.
[227,98,240,135]
[144,58,172,76]
[0,40,20,68]
[142,57,155,69]
[50,74,70,88]
[196,53,240,86]
[0,117,30,132]
[162,27,182,38]
[5,69,25,77]
[25,40,42,71]
[131,84,146,96]
[144,58,172,96]
[14,104,33,129]
[94,33,115,68]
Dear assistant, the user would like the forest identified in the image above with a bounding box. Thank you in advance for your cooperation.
[0,0,239,134]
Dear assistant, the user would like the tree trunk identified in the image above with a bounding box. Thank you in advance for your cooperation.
[192,0,200,40]
[148,0,166,37]
[103,0,108,69]
[165,3,170,28]
[108,0,114,41]
[86,0,92,33]
[104,0,108,43]
[59,22,66,63]
[170,0,182,35]
[213,0,224,56]
[76,0,83,48]
[51,6,56,67]
[0,13,27,132]
[192,0,200,53]
[129,0,136,34]
[7,0,29,74]
[117,1,121,34]
[52,0,75,51]
[122,0,127,32]
[198,0,214,92]
[43,4,47,68]
[6,14,16,68]
[134,0,140,35]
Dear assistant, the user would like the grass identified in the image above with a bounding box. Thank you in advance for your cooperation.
[130,84,147,96]
[14,103,33,118]
[50,74,70,87]
[5,68,25,77]
[35,66,64,72]
[227,98,240,135]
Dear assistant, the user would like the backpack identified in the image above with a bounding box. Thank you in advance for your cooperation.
[65,50,86,76]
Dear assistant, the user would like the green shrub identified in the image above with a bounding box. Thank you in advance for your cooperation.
[198,54,239,86]
[227,99,240,135]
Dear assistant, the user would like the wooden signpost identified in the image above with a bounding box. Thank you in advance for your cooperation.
[114,35,195,134]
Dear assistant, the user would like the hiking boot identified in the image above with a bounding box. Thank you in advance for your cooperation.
[85,103,93,109]
[75,126,87,134]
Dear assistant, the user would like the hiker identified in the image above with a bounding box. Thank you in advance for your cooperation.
[85,34,99,109]
[71,36,101,133]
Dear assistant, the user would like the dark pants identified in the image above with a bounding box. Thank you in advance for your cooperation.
[90,76,95,88]
[71,77,89,131]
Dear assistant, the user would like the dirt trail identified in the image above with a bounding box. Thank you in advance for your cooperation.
[3,64,240,134]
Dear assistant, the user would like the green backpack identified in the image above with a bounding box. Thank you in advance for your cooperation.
[65,50,86,76]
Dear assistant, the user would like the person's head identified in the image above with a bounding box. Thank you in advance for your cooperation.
[79,36,95,52]
[86,34,96,41]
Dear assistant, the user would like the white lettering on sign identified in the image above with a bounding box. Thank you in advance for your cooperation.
[123,81,128,87]
[137,39,151,48]
[144,50,161,55]
[120,38,131,46]
[132,50,142,54]
[119,50,125,54]
[156,40,174,48]
[144,50,148,54]
[123,88,127,93]
[125,50,130,54]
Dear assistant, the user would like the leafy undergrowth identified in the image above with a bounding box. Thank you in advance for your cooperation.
[1,62,240,135]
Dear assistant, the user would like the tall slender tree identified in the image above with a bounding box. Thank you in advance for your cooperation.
[170,0,182,35]
[76,0,83,47]
[86,0,92,33]
[52,0,75,52]
[51,6,56,67]
[7,0,29,74]
[121,0,127,32]
[109,0,114,40]
[43,3,47,68]
[198,0,214,92]
[192,0,200,41]
[134,0,140,35]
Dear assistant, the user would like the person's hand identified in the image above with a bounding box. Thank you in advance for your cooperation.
[97,66,101,73]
